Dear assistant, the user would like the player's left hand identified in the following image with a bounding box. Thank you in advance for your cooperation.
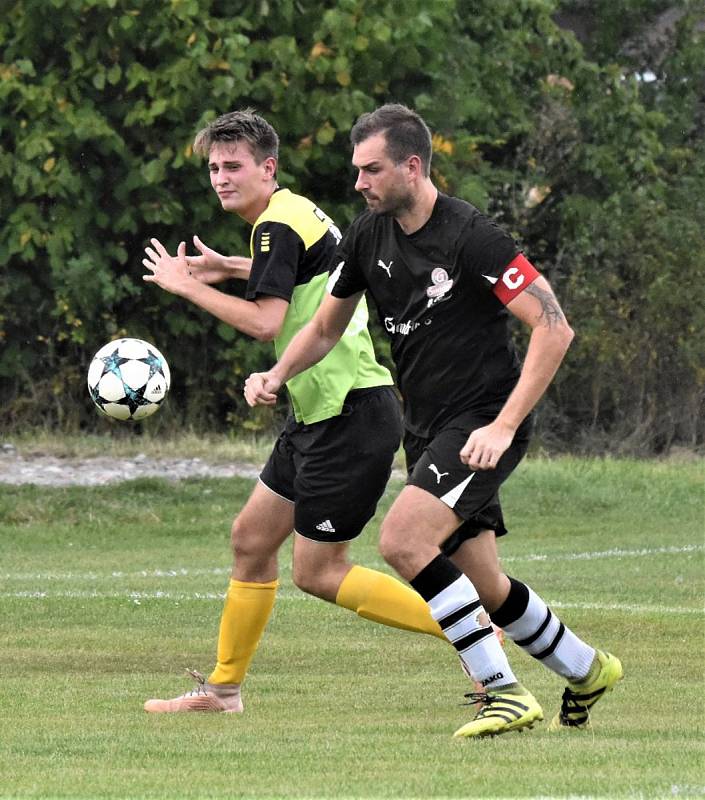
[142,239,194,295]
[244,371,281,407]
[459,421,515,470]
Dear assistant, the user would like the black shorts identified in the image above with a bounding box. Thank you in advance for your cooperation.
[404,412,532,556]
[260,386,402,543]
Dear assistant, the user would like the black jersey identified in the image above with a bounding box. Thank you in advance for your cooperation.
[329,193,528,437]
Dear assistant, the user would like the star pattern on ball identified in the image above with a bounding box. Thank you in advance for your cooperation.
[138,349,166,381]
[101,351,131,380]
[117,382,151,416]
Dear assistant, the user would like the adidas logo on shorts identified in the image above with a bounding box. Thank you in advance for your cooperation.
[315,519,336,533]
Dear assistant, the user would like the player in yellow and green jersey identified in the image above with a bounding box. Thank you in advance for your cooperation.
[141,109,448,713]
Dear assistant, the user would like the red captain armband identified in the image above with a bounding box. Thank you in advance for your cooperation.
[492,253,540,305]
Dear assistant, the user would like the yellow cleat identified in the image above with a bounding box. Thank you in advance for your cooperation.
[453,689,543,738]
[548,651,623,730]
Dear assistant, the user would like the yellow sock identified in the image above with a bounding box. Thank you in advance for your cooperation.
[208,578,278,685]
[335,565,446,640]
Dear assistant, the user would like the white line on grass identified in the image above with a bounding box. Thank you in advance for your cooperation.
[0,589,702,615]
[502,543,705,564]
[0,566,233,581]
[548,601,704,616]
[2,543,701,583]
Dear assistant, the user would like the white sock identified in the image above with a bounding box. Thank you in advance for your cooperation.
[430,574,517,690]
[503,585,595,682]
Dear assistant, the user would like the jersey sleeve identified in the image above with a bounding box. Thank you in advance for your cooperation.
[245,221,303,301]
[326,220,368,298]
[459,213,539,304]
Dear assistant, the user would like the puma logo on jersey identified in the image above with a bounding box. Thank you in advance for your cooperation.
[377,259,393,278]
[428,464,449,484]
[315,519,336,533]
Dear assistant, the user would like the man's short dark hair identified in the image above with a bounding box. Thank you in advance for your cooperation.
[350,104,432,176]
[193,109,279,163]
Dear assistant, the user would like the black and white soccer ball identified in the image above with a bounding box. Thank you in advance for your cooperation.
[87,338,171,421]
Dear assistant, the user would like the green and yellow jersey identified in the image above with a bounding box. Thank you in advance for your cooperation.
[245,188,392,424]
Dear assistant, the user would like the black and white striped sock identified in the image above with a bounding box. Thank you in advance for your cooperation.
[411,554,517,690]
[492,577,595,682]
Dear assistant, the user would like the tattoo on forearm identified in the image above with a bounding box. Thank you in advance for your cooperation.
[525,283,566,328]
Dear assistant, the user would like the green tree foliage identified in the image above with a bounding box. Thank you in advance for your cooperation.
[1,0,702,452]
[526,0,705,451]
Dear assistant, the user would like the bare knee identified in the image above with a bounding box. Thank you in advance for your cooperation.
[377,487,460,580]
[291,560,326,598]
[230,515,278,577]
[379,520,419,576]
[378,522,401,568]
[292,539,351,602]
[230,515,255,559]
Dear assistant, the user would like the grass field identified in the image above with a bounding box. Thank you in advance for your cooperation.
[1,456,703,799]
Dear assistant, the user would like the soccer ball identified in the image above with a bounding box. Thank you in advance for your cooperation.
[87,338,171,421]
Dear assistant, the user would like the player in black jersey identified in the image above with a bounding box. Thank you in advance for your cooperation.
[245,104,623,737]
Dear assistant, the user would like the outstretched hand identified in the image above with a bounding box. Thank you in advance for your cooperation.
[142,239,193,296]
[244,371,282,407]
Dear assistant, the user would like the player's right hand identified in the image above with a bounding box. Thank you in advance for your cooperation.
[244,371,281,407]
